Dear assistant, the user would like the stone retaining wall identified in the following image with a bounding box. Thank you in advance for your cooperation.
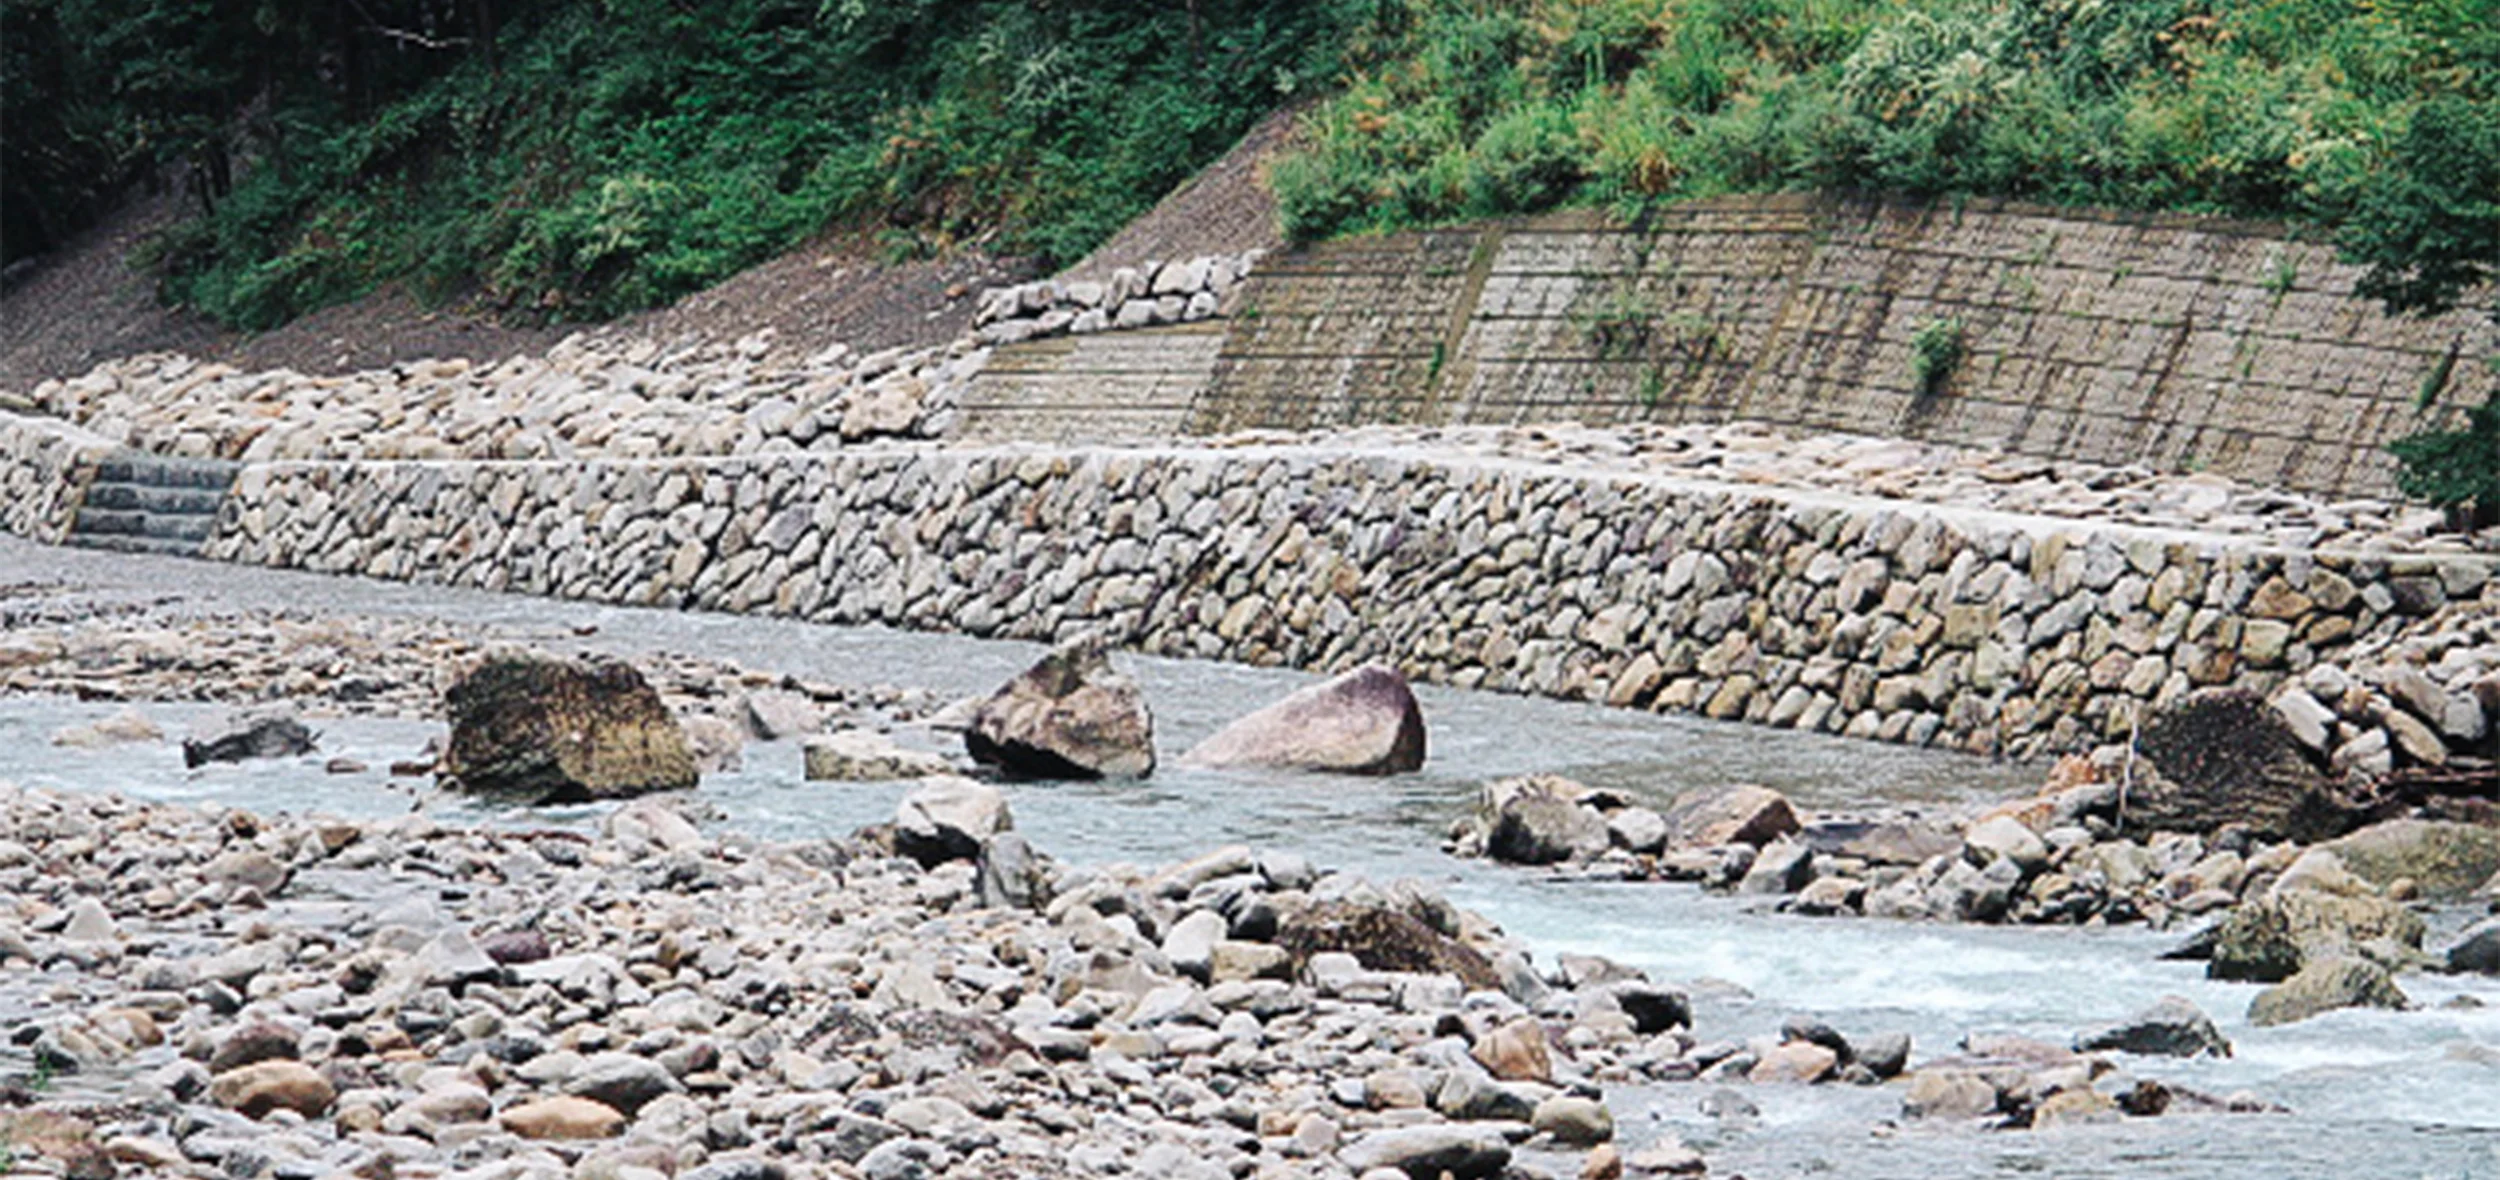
[0,411,112,544]
[1197,196,2498,498]
[206,444,2497,760]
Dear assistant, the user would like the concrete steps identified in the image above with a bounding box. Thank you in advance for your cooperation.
[66,451,238,558]
[953,321,1227,443]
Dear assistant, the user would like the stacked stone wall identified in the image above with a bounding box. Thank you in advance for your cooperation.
[0,412,113,544]
[207,445,2495,759]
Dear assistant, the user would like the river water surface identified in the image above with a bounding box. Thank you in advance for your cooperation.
[3,536,2495,1179]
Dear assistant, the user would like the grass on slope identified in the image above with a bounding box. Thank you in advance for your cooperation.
[1271,0,2498,316]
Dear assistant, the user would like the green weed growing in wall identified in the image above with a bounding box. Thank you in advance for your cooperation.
[1582,285,1658,361]
[1639,365,1668,409]
[1909,315,1966,397]
[2264,249,2299,304]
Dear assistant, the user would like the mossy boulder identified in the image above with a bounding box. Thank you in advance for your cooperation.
[1274,901,1500,991]
[441,655,697,803]
[2208,890,2426,983]
[2321,819,2500,902]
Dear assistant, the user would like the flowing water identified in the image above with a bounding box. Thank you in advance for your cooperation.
[4,536,2497,1178]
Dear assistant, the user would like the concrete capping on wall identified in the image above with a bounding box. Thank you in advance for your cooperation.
[204,443,2495,760]
[0,411,115,544]
[1195,195,2498,498]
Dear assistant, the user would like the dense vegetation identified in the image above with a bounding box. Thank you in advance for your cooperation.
[4,1,2489,348]
[1,0,1373,327]
[1270,0,2498,512]
[1273,0,2497,319]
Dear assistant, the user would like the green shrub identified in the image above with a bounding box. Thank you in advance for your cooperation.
[1465,102,1585,215]
[2389,396,2500,520]
[1909,315,1965,396]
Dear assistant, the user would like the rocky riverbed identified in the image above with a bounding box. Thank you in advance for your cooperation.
[5,769,2339,1180]
[1452,743,2500,1036]
[4,567,2432,1180]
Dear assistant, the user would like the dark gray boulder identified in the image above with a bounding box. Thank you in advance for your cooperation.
[183,708,318,768]
[2445,918,2500,975]
[965,637,1155,779]
[2075,995,2232,1058]
[440,655,696,802]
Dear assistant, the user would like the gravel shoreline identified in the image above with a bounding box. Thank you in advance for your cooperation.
[0,581,2340,1180]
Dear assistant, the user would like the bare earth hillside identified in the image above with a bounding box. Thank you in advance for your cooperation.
[0,110,1290,393]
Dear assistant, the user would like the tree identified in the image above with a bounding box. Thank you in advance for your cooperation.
[2354,93,2500,521]
[2345,95,2500,325]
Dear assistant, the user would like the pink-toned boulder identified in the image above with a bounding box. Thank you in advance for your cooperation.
[1180,664,1426,775]
[1469,1016,1554,1083]
[209,1060,334,1119]
[1660,783,1800,848]
[499,1095,627,1140]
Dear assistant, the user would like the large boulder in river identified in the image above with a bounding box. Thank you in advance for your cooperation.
[1659,783,1800,849]
[2445,918,2500,975]
[2073,995,2231,1058]
[2319,819,2500,902]
[965,637,1154,779]
[440,655,698,802]
[2208,889,2426,982]
[183,708,318,768]
[2130,688,2356,842]
[1479,775,1609,865]
[2247,956,2409,1026]
[1179,664,1426,774]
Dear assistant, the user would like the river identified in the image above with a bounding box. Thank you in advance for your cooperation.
[3,535,2495,1178]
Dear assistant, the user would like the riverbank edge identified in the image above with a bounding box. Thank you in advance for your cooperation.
[8,413,2496,762]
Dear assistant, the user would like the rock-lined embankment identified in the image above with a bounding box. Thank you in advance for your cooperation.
[8,251,1262,469]
[194,425,2496,761]
[0,410,114,544]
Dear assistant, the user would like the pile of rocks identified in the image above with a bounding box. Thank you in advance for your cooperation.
[1456,775,2500,1026]
[0,409,113,543]
[1246,420,2496,557]
[2259,600,2500,780]
[0,780,1655,1180]
[20,332,980,465]
[973,252,1259,346]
